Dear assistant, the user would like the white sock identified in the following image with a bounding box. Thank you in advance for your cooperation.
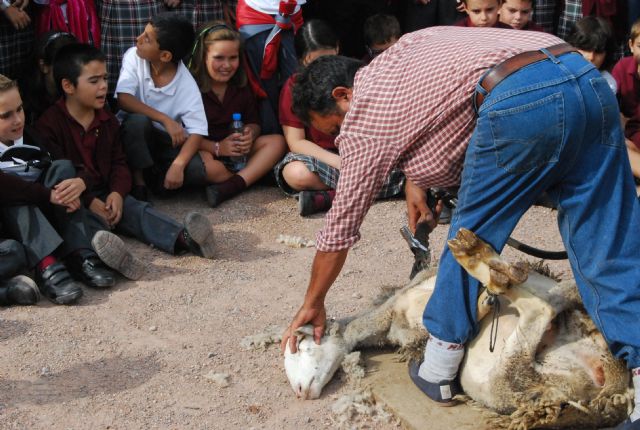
[631,368,640,422]
[418,335,465,383]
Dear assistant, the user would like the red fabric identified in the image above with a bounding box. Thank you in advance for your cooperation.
[582,0,617,18]
[612,56,640,150]
[36,99,132,206]
[37,255,57,272]
[237,0,303,79]
[36,0,100,46]
[279,75,336,150]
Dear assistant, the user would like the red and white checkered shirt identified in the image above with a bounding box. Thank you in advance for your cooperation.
[316,26,563,252]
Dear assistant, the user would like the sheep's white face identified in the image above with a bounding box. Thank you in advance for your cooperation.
[284,327,347,400]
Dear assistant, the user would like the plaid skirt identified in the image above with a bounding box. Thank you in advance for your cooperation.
[173,0,236,29]
[0,19,34,79]
[274,152,405,199]
[532,0,556,34]
[556,0,581,40]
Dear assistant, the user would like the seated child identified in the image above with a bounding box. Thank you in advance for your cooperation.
[115,12,209,201]
[21,30,77,124]
[362,13,401,64]
[454,0,511,27]
[498,0,545,31]
[188,21,287,207]
[568,16,616,92]
[36,43,217,261]
[0,73,139,304]
[0,235,40,306]
[612,18,640,194]
[276,20,404,217]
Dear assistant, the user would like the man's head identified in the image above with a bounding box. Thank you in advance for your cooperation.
[629,17,640,65]
[567,16,613,69]
[461,0,501,27]
[137,13,194,64]
[0,74,24,143]
[53,43,108,110]
[292,56,363,136]
[363,14,401,59]
[499,0,533,29]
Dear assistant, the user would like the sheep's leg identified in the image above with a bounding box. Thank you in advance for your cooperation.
[342,302,396,351]
[448,228,529,296]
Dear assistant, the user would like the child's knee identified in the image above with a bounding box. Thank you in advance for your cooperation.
[44,159,77,187]
[282,161,316,189]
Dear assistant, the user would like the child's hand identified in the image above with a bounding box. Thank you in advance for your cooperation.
[53,178,86,204]
[105,192,124,226]
[235,128,254,155]
[164,163,184,190]
[89,198,111,226]
[220,133,244,157]
[64,198,82,213]
[163,118,187,147]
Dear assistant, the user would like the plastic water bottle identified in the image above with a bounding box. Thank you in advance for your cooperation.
[230,112,246,170]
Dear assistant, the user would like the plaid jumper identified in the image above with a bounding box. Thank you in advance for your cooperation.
[315,27,562,252]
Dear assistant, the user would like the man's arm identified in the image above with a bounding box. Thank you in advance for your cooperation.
[281,248,349,353]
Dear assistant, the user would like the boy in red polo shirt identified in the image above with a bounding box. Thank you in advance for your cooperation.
[454,0,511,28]
[612,18,640,194]
[36,43,217,260]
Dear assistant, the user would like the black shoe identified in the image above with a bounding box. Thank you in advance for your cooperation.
[205,185,221,208]
[66,252,116,289]
[182,212,215,259]
[130,185,149,202]
[0,275,40,306]
[36,262,83,304]
[298,190,335,217]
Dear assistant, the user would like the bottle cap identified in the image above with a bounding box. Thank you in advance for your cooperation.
[232,113,241,121]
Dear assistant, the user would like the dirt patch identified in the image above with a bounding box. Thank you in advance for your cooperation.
[0,186,570,429]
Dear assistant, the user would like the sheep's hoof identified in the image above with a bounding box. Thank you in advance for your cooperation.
[448,228,528,295]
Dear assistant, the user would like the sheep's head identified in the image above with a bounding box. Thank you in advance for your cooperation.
[284,323,347,400]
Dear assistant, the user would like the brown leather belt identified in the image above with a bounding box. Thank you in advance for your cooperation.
[474,43,577,110]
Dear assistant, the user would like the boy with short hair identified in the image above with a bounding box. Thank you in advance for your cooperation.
[362,14,401,64]
[454,0,511,28]
[36,43,216,261]
[612,18,640,194]
[115,12,209,201]
[0,73,137,304]
[498,0,545,31]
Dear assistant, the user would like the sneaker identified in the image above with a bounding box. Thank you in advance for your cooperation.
[35,262,84,305]
[91,231,145,280]
[0,275,40,306]
[298,190,335,217]
[408,360,461,407]
[182,212,215,259]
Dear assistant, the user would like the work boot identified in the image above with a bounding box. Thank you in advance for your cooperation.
[298,190,335,217]
[0,275,40,306]
[66,250,117,289]
[181,211,215,259]
[91,230,145,280]
[35,262,83,304]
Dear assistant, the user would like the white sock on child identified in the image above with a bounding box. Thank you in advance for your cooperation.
[418,335,465,383]
[631,368,640,422]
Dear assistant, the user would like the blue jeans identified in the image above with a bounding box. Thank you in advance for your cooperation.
[423,51,640,368]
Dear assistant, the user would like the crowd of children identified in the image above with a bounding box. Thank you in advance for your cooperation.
[0,0,639,309]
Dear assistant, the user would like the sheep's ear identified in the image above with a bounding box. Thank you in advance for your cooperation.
[293,324,314,338]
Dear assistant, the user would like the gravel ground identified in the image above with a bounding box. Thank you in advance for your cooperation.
[0,186,570,429]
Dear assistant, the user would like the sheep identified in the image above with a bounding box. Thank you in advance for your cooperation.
[284,228,632,429]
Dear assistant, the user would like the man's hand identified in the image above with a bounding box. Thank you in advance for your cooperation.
[53,178,86,205]
[89,198,111,226]
[3,4,31,30]
[405,179,441,233]
[163,118,187,147]
[164,162,184,189]
[281,302,327,354]
[105,192,124,226]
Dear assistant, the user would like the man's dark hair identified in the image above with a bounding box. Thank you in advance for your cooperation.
[567,16,615,68]
[363,14,401,47]
[151,12,195,63]
[53,43,106,96]
[292,55,363,125]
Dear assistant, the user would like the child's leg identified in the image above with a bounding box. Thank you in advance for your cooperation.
[238,134,287,186]
[120,114,164,191]
[282,161,331,192]
[200,151,234,183]
[626,139,640,194]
